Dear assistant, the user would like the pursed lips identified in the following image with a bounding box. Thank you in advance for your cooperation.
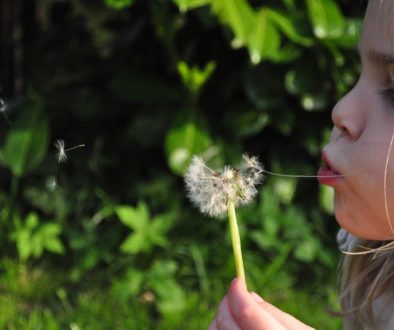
[317,151,343,186]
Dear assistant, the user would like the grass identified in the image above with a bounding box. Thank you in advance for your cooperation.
[0,259,341,329]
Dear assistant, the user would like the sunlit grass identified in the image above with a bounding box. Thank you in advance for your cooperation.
[0,260,341,330]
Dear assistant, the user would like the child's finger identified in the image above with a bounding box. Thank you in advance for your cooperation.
[208,319,217,330]
[250,292,316,330]
[227,278,286,330]
[214,296,242,330]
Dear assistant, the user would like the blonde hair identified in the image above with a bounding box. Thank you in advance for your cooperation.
[339,239,394,329]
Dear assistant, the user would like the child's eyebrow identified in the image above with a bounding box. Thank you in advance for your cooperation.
[355,43,394,65]
[367,48,394,65]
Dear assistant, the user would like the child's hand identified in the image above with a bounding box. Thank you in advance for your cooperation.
[208,278,315,330]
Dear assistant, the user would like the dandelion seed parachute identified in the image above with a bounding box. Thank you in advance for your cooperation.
[54,139,68,162]
[184,154,264,217]
[53,139,85,163]
[0,98,11,125]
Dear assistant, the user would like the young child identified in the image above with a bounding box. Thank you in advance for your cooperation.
[209,0,394,329]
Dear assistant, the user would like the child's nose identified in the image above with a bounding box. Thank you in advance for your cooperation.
[331,83,364,140]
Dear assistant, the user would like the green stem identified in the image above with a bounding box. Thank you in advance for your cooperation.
[227,200,246,285]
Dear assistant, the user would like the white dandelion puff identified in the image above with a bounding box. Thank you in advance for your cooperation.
[54,139,85,163]
[184,154,264,217]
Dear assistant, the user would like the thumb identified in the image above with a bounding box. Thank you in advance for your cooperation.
[227,278,286,330]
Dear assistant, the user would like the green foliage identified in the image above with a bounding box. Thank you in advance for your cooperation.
[165,121,213,175]
[173,0,211,12]
[11,213,64,261]
[148,260,186,315]
[2,98,49,177]
[306,0,345,39]
[116,202,174,254]
[0,0,363,327]
[104,0,135,10]
[211,0,282,63]
[177,61,216,97]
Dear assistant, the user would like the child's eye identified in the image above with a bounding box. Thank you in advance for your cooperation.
[378,88,394,104]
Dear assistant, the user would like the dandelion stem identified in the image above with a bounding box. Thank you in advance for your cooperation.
[227,199,246,285]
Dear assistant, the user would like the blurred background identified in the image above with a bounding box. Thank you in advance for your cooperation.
[0,0,363,329]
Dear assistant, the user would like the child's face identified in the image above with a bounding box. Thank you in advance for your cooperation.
[322,0,394,240]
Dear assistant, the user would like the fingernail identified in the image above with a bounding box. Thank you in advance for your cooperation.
[251,292,264,303]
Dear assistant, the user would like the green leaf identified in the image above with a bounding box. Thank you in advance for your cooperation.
[104,0,135,9]
[15,231,32,261]
[247,9,280,64]
[120,232,151,254]
[40,223,65,254]
[2,101,49,177]
[149,212,174,246]
[320,185,334,214]
[44,238,65,254]
[281,0,297,11]
[177,61,216,96]
[26,213,39,230]
[147,229,168,248]
[211,0,255,48]
[156,279,186,314]
[31,235,44,258]
[269,44,302,63]
[148,260,186,314]
[306,0,345,39]
[40,223,61,237]
[267,9,313,47]
[117,203,173,254]
[172,0,210,12]
[294,238,319,262]
[335,18,362,49]
[111,270,144,300]
[11,212,64,260]
[165,121,212,175]
[115,202,149,230]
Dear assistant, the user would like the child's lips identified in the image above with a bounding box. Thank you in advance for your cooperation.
[318,153,343,186]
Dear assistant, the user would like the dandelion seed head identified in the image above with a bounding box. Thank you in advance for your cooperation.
[54,139,68,162]
[240,154,264,186]
[184,154,264,217]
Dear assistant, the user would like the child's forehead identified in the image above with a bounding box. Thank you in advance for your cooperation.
[362,0,394,52]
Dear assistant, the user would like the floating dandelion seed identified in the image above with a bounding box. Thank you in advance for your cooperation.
[0,98,11,125]
[54,139,85,163]
[184,154,264,284]
[54,139,67,162]
[184,154,264,217]
[46,175,57,191]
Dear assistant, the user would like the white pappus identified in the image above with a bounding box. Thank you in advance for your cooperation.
[184,154,264,217]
